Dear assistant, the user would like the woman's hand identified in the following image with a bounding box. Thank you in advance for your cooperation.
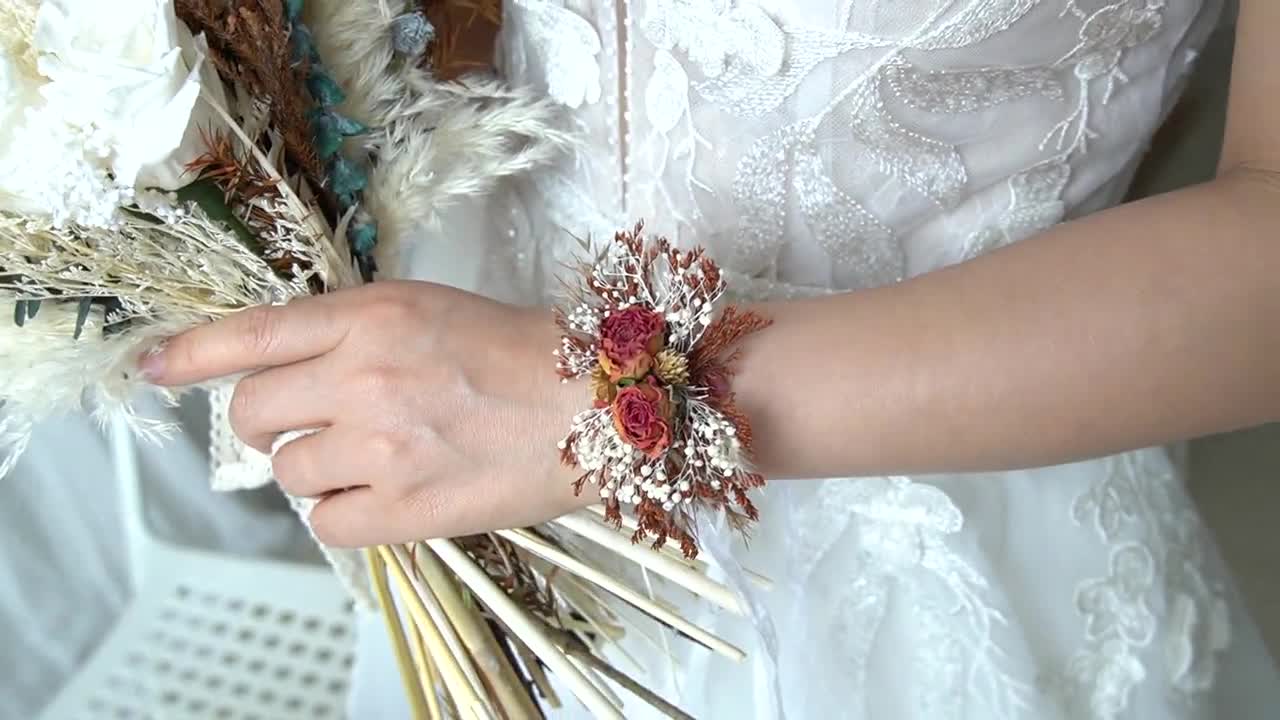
[143,281,592,547]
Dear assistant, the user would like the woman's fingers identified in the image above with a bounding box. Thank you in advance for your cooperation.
[229,359,339,452]
[271,428,368,499]
[306,487,384,548]
[308,474,459,548]
[144,295,347,386]
[307,487,438,548]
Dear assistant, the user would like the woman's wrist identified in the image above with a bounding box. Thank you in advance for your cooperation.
[729,301,788,478]
[519,305,600,509]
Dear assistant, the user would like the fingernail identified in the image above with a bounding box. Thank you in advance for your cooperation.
[139,346,166,382]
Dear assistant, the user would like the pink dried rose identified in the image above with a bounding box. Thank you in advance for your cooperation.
[601,305,665,366]
[611,378,674,458]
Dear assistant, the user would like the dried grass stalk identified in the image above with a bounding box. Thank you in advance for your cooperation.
[385,546,495,713]
[555,513,746,616]
[428,539,625,720]
[409,544,545,719]
[380,545,495,720]
[584,505,775,590]
[367,548,432,720]
[409,619,445,720]
[497,529,746,663]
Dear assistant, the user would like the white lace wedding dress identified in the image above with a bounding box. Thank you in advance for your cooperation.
[350,1,1280,717]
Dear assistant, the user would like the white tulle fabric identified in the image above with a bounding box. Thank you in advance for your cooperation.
[347,1,1280,718]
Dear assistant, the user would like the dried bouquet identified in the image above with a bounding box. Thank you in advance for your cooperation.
[0,1,765,718]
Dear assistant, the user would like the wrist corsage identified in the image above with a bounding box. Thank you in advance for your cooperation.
[554,224,771,557]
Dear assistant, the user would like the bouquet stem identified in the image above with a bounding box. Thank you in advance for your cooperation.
[497,529,746,662]
[380,545,496,720]
[584,505,774,590]
[367,548,431,720]
[408,620,445,720]
[385,545,492,707]
[428,538,626,720]
[409,544,545,718]
[555,513,746,615]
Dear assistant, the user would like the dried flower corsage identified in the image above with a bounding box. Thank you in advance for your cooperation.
[555,224,771,557]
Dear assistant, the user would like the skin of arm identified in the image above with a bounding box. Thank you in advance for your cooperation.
[732,0,1280,479]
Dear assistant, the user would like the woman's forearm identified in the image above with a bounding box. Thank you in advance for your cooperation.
[734,170,1280,479]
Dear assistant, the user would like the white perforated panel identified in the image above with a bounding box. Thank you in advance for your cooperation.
[39,544,355,720]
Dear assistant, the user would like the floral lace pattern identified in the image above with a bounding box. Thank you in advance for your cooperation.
[1064,451,1232,718]
[785,476,1028,718]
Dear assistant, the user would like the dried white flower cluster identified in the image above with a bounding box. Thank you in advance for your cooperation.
[677,400,746,486]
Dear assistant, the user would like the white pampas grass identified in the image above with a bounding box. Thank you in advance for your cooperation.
[0,204,332,474]
[0,297,191,479]
[0,0,38,75]
[303,0,573,273]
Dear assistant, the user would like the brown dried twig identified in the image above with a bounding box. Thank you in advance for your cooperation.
[549,627,696,720]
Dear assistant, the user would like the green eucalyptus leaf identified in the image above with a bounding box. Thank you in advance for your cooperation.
[290,24,321,65]
[174,179,261,254]
[285,0,305,23]
[25,299,39,320]
[311,113,343,161]
[307,70,346,107]
[330,156,368,206]
[331,113,370,137]
[13,300,25,328]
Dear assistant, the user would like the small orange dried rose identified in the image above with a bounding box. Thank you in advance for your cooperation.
[611,378,674,458]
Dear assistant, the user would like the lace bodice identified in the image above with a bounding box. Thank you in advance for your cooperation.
[470,0,1218,305]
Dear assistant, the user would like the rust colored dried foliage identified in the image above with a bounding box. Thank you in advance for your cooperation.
[456,534,557,620]
[186,129,278,204]
[184,129,321,281]
[176,0,328,192]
